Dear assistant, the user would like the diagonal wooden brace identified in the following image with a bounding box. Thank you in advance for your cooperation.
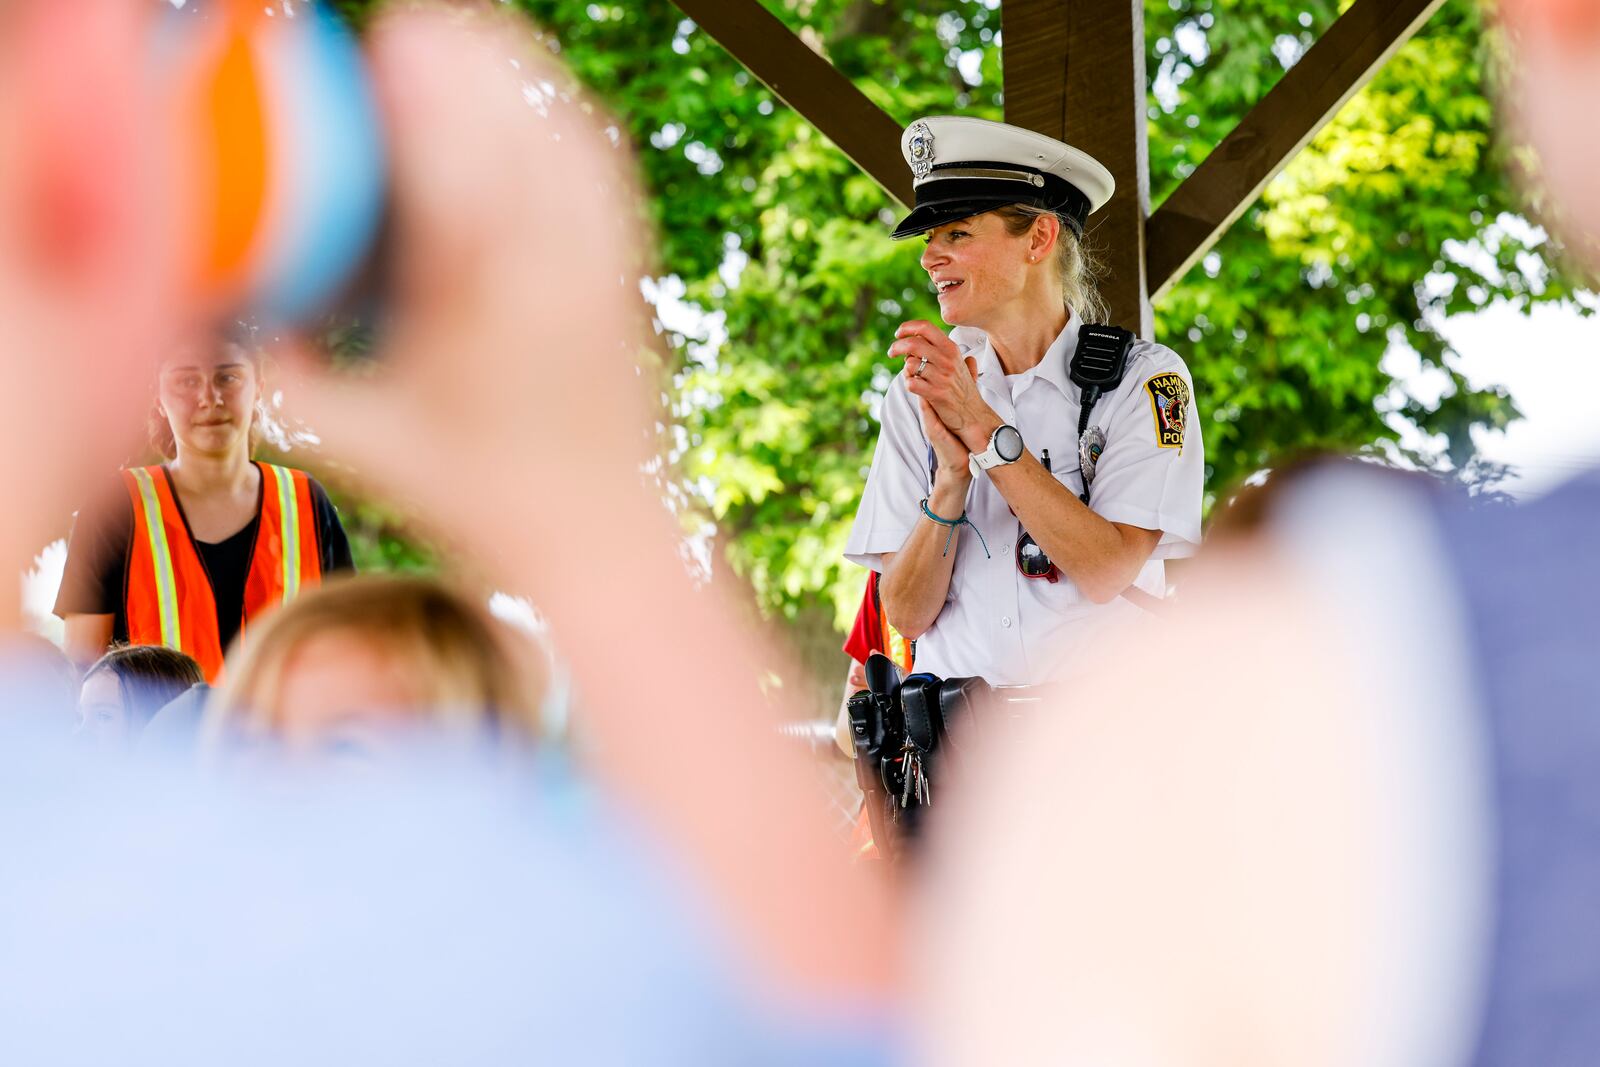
[1145,0,1448,300]
[671,0,912,208]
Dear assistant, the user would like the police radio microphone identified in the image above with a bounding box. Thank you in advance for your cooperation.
[1068,324,1135,504]
[1069,324,1135,413]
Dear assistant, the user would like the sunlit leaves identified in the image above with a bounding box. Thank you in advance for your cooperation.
[336,0,1584,632]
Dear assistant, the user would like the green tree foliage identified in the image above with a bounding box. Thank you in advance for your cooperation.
[1152,0,1578,489]
[340,0,1584,629]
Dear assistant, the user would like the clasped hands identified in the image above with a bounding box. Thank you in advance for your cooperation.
[889,320,1002,479]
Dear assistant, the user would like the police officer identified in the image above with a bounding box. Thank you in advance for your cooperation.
[845,116,1204,686]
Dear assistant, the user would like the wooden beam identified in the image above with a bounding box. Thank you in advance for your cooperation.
[1004,0,1151,337]
[1001,1,1070,139]
[672,0,911,207]
[1145,0,1447,300]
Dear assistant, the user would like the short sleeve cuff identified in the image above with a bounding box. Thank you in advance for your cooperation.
[1095,502,1201,559]
[843,525,917,573]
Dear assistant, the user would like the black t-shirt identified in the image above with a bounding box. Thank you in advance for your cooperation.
[54,466,355,651]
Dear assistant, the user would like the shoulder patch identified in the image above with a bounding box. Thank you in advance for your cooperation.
[1144,372,1190,450]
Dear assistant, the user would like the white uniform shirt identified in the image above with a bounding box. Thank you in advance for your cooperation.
[844,315,1204,685]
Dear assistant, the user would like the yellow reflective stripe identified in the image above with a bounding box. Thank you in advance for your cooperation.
[887,628,910,670]
[129,468,181,650]
[268,464,302,600]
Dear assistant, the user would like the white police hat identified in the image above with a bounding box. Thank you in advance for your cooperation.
[891,115,1115,240]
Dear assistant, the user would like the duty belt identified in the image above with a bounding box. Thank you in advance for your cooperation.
[846,657,1061,862]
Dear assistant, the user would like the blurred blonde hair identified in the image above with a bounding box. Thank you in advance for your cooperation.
[207,574,544,742]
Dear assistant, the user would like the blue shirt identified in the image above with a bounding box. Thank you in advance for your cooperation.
[0,704,894,1066]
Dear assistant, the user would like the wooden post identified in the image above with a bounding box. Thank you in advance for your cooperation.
[1003,0,1151,336]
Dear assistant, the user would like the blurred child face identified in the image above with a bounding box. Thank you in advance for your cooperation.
[267,632,426,754]
[157,346,259,459]
[77,671,130,748]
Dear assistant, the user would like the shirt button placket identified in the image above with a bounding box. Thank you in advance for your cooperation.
[1003,520,1025,681]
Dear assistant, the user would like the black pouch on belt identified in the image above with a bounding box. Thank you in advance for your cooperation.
[936,675,994,753]
[899,673,943,756]
[893,673,944,841]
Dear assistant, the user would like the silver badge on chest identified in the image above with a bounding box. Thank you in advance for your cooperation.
[908,121,936,181]
[1078,426,1106,487]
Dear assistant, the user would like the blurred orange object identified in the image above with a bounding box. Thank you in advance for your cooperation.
[162,0,385,322]
[196,6,270,292]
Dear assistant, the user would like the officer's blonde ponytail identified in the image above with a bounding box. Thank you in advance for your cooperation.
[995,204,1109,325]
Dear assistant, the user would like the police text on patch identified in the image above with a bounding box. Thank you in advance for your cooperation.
[1144,372,1189,450]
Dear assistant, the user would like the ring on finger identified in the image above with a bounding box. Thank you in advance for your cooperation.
[914,356,929,379]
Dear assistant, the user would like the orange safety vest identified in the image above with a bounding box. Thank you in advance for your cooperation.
[122,462,322,682]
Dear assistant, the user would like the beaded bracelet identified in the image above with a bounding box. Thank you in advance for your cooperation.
[919,498,991,559]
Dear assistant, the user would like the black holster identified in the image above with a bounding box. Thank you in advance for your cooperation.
[847,654,993,862]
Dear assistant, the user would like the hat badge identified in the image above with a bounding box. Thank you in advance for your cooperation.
[908,121,935,181]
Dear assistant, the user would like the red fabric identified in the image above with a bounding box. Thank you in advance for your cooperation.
[843,572,886,664]
[843,571,913,672]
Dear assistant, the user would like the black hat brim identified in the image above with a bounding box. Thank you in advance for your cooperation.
[890,196,1028,240]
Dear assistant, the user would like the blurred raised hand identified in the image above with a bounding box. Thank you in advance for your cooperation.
[277,5,894,1001]
[1498,0,1600,268]
[281,5,652,560]
[0,1,188,618]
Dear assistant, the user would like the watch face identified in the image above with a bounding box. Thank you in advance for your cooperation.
[995,425,1024,462]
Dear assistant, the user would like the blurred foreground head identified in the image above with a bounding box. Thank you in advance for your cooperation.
[919,462,1500,1067]
[207,575,542,752]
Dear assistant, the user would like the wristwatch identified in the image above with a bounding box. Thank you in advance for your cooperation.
[968,424,1024,477]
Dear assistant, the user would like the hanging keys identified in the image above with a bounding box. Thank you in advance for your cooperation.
[899,741,931,809]
[900,742,918,808]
